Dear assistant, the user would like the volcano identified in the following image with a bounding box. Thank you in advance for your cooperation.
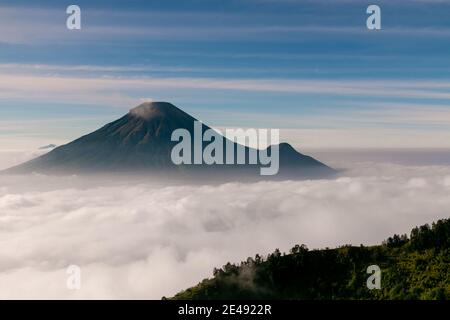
[4,102,335,179]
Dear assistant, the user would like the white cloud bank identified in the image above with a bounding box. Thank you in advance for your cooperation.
[0,161,449,299]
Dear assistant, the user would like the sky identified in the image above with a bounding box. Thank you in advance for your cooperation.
[1,0,450,150]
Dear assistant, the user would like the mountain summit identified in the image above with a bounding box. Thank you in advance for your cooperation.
[4,102,335,179]
[129,101,190,121]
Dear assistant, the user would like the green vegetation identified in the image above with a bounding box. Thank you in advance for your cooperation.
[171,218,450,300]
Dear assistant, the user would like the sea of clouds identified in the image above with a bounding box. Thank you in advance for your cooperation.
[0,153,450,299]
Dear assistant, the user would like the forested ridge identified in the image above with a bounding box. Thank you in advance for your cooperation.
[171,218,449,300]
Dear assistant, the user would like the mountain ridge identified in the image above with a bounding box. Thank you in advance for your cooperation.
[170,217,450,300]
[4,102,335,180]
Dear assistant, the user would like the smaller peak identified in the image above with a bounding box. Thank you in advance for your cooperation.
[129,101,180,120]
[267,143,303,155]
[269,142,296,151]
[279,142,295,150]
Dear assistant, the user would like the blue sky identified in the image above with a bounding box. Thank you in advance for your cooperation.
[1,0,450,149]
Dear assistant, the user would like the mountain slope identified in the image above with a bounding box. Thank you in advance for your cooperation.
[170,218,450,300]
[7,102,196,173]
[4,102,335,179]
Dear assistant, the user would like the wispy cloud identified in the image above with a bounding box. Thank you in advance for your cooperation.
[2,66,450,149]
[2,4,450,44]
[2,71,450,105]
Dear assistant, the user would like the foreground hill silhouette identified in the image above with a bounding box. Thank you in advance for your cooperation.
[4,102,335,180]
[171,218,450,300]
